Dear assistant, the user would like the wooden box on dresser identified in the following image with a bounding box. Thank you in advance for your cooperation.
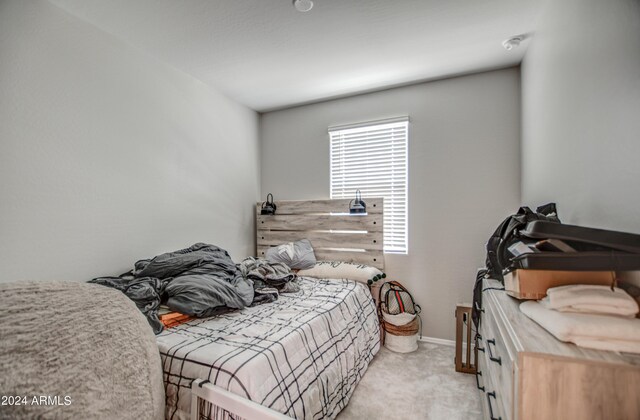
[476,279,640,420]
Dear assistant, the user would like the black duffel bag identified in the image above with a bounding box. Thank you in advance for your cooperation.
[471,203,560,328]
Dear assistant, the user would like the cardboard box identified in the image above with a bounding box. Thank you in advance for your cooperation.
[617,271,640,318]
[504,269,616,300]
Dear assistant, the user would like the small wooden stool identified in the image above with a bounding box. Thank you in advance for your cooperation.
[454,303,477,374]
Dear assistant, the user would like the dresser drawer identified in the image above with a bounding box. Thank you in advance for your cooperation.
[476,351,489,419]
[477,349,506,420]
[479,291,515,419]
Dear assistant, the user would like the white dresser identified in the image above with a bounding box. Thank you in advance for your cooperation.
[476,279,640,420]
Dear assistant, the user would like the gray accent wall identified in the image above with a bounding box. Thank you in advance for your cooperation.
[521,0,640,234]
[0,1,260,282]
[261,68,522,340]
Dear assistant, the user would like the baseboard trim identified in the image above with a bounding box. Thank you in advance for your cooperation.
[418,336,456,347]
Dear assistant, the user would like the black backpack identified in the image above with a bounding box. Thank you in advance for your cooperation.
[472,203,560,327]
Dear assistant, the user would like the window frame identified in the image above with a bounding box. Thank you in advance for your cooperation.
[329,116,409,254]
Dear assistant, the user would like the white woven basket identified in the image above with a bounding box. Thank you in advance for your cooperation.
[381,311,419,353]
[384,333,418,353]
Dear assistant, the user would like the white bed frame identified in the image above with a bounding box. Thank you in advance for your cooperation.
[190,379,292,420]
[190,198,384,420]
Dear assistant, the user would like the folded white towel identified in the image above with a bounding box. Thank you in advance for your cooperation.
[520,301,640,354]
[540,284,639,318]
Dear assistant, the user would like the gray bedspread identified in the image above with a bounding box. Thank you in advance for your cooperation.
[0,281,165,420]
[90,243,254,333]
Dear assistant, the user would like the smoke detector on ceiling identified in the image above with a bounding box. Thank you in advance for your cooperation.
[502,37,522,51]
[293,0,313,12]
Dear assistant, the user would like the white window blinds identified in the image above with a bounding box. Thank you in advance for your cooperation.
[329,117,409,254]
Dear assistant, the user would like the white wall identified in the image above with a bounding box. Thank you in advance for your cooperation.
[0,0,260,282]
[522,0,640,233]
[261,68,521,340]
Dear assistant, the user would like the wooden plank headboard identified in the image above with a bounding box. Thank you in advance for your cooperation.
[256,198,384,270]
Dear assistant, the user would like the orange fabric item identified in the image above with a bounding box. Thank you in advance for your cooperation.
[160,312,194,328]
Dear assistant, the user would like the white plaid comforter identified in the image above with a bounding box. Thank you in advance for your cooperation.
[156,277,380,420]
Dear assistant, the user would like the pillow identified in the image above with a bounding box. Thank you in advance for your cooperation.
[297,261,386,284]
[265,239,317,270]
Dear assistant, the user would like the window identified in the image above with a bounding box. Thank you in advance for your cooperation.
[329,117,409,254]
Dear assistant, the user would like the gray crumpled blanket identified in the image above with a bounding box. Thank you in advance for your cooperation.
[90,243,254,334]
[88,276,166,334]
[239,257,300,305]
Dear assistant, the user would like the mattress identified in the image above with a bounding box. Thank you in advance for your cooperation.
[156,277,380,420]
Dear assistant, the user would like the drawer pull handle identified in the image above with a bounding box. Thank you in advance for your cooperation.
[475,370,485,392]
[486,391,501,420]
[476,334,485,353]
[487,338,502,365]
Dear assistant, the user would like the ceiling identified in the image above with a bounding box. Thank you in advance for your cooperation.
[49,0,545,112]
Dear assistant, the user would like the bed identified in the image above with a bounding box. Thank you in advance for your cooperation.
[158,277,378,419]
[159,198,385,420]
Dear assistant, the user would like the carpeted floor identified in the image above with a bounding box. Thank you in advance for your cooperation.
[337,341,482,419]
